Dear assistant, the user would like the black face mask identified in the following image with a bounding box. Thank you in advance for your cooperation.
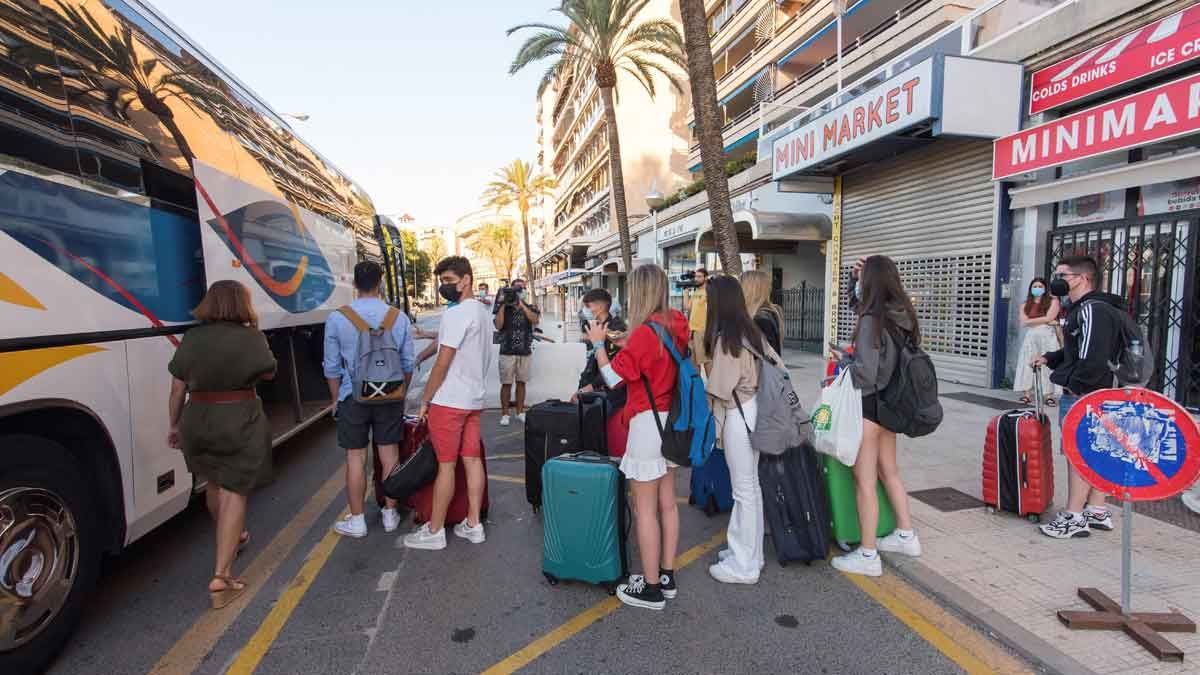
[439,282,462,304]
[1049,277,1070,297]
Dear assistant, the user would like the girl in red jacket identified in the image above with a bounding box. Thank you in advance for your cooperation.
[586,264,690,611]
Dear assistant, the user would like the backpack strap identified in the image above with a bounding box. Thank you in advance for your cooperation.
[337,306,370,333]
[646,321,685,364]
[380,306,401,332]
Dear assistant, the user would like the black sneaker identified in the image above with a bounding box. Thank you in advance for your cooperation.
[616,575,665,610]
[659,570,677,599]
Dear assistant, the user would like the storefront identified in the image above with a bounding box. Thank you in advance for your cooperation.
[995,3,1200,405]
[770,54,1023,386]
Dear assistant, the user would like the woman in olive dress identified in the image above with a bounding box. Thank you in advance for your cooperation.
[167,280,276,609]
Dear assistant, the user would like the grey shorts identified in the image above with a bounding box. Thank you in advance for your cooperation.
[336,398,406,450]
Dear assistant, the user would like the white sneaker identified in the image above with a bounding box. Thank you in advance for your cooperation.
[333,514,367,539]
[517,412,527,424]
[381,508,401,533]
[831,548,882,577]
[717,548,765,571]
[403,523,446,550]
[708,562,758,585]
[877,530,922,557]
[499,415,511,427]
[453,520,486,544]
[1040,511,1090,539]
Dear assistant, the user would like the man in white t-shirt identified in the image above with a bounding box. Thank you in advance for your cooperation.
[405,256,494,551]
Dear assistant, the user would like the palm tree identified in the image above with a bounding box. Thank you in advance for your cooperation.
[49,0,225,165]
[679,0,742,275]
[482,159,556,280]
[472,221,522,281]
[508,0,686,275]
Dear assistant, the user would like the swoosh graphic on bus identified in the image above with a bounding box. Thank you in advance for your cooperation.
[0,345,106,398]
[195,180,309,298]
[0,272,45,310]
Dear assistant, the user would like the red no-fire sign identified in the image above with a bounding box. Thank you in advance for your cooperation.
[1062,388,1200,501]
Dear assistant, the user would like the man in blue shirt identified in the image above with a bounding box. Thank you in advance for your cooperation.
[324,261,415,538]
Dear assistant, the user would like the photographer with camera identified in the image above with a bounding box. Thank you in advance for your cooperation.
[493,278,540,426]
[682,268,710,371]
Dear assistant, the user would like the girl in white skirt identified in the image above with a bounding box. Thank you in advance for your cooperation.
[587,264,691,611]
[1014,277,1061,406]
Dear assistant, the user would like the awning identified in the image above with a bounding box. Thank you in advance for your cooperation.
[695,208,832,253]
[1008,152,1200,209]
[596,256,653,273]
[534,268,587,289]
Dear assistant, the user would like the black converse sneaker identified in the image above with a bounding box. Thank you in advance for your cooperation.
[616,575,665,610]
[659,569,677,599]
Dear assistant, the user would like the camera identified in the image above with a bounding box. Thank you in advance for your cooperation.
[674,271,700,289]
[499,287,520,305]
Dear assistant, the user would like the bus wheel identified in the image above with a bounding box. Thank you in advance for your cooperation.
[0,435,100,674]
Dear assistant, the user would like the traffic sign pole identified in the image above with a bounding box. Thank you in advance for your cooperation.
[1121,499,1132,615]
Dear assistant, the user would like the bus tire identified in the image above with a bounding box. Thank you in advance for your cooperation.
[0,434,102,674]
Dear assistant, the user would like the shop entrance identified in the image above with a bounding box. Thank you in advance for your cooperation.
[1046,213,1199,406]
[774,282,824,353]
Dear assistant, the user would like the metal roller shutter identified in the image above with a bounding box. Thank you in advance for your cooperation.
[837,139,996,386]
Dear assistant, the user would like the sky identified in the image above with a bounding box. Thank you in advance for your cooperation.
[150,0,555,228]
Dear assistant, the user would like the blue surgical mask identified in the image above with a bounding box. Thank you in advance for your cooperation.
[582,307,595,321]
[1031,287,1045,298]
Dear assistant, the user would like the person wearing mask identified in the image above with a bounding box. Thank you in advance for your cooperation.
[739,270,784,355]
[405,256,493,550]
[477,283,493,307]
[324,262,416,539]
[1031,255,1125,539]
[829,256,922,577]
[576,288,628,400]
[704,276,768,585]
[493,279,540,426]
[167,280,277,608]
[586,264,690,610]
[1014,278,1060,407]
[683,268,710,370]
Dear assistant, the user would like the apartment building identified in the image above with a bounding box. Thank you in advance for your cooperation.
[530,0,692,319]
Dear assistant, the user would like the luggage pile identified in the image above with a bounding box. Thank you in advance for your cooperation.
[373,415,491,523]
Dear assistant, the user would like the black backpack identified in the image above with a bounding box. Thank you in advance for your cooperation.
[877,326,943,437]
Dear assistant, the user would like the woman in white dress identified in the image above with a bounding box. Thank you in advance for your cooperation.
[1014,277,1061,407]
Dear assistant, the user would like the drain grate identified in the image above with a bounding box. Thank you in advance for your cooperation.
[910,487,984,512]
[941,392,1022,412]
[1106,496,1200,534]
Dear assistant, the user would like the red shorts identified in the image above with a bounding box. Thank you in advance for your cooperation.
[427,404,482,463]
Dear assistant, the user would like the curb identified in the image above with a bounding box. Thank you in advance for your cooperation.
[888,556,1098,675]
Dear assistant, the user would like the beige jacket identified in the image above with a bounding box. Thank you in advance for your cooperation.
[704,339,759,447]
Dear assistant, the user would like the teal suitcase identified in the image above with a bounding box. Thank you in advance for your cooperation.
[542,453,628,593]
[821,454,897,551]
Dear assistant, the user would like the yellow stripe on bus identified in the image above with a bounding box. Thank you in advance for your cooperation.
[0,345,105,397]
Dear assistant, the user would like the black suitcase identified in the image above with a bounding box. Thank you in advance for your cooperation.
[524,393,607,510]
[759,443,830,566]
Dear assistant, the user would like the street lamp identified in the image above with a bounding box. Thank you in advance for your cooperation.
[645,185,665,266]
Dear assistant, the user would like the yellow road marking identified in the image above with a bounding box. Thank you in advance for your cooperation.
[840,571,1031,675]
[488,453,525,460]
[225,517,346,674]
[149,466,346,674]
[481,531,724,675]
[490,475,526,485]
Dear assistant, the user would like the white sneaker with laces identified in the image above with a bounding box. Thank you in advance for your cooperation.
[453,520,486,544]
[517,412,527,424]
[831,548,883,577]
[333,514,367,539]
[499,415,511,427]
[1040,511,1090,539]
[877,530,922,557]
[403,523,447,550]
[381,508,401,533]
[1084,508,1114,532]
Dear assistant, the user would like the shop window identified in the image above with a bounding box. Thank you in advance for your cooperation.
[1138,136,1200,216]
[1057,152,1129,227]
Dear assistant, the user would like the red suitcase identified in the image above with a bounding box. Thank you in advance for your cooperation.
[373,417,425,508]
[407,445,490,525]
[982,406,1054,522]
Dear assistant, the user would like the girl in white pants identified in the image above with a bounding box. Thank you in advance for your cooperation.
[703,276,767,584]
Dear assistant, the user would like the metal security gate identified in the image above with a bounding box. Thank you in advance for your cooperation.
[1046,215,1199,406]
[837,139,997,386]
[775,283,824,352]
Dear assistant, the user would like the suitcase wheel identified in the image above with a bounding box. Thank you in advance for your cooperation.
[836,540,851,553]
[1026,513,1041,523]
[985,506,996,515]
[606,582,618,596]
[532,505,541,515]
[703,497,718,518]
[687,495,696,505]
[543,573,559,586]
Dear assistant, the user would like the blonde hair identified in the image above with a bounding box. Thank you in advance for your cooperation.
[193,280,258,327]
[626,264,669,330]
[740,270,783,326]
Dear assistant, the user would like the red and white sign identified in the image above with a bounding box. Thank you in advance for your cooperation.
[773,59,934,180]
[993,70,1200,179]
[1029,4,1200,115]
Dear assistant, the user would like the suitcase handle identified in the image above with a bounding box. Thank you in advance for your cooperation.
[1031,366,1045,419]
[576,391,608,454]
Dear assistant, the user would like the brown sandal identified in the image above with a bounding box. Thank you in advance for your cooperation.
[209,575,247,609]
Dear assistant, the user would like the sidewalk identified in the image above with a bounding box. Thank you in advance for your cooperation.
[782,349,1200,675]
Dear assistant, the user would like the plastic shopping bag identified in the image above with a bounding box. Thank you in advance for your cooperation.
[811,370,863,467]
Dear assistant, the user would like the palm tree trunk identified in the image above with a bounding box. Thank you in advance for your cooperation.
[680,0,742,276]
[520,210,535,281]
[599,85,633,279]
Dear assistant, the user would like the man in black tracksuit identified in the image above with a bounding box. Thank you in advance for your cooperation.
[1032,255,1124,539]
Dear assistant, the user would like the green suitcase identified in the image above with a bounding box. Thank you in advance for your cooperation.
[821,454,897,551]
